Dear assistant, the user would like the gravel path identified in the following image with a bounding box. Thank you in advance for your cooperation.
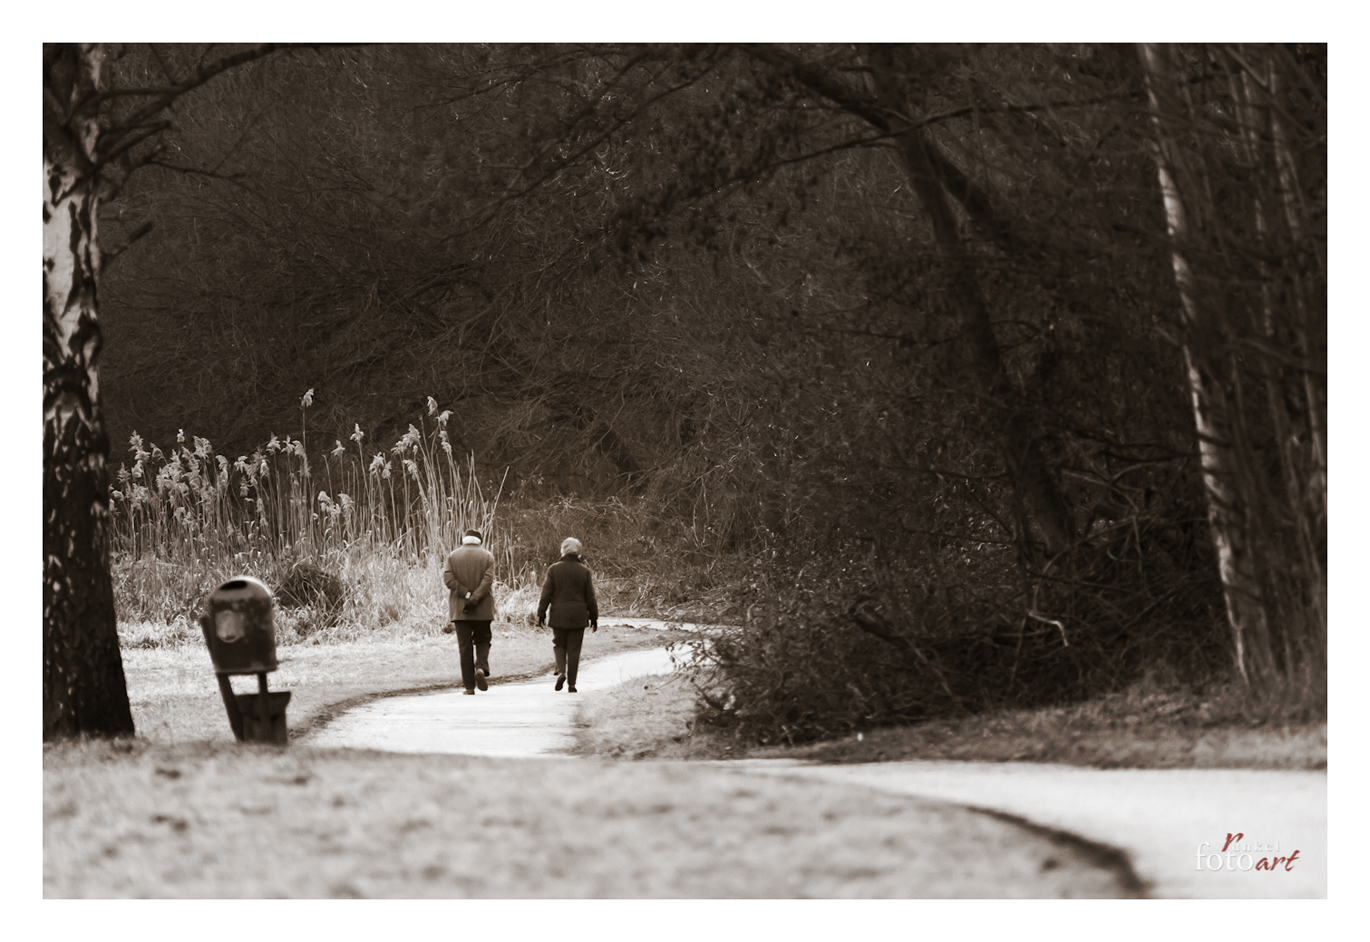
[304,644,1325,898]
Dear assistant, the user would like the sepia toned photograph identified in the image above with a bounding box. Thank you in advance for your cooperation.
[41,31,1328,907]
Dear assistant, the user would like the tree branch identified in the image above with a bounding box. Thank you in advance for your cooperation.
[95,119,170,169]
[100,221,154,272]
[97,43,285,161]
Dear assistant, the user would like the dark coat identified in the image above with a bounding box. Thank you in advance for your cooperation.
[537,555,598,629]
[443,544,496,621]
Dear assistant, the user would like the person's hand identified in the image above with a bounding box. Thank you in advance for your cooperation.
[591,623,598,632]
[537,616,545,627]
[463,600,477,614]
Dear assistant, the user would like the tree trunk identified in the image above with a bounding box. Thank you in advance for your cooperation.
[43,43,135,739]
[865,49,1077,558]
[1138,43,1326,703]
[748,43,1079,557]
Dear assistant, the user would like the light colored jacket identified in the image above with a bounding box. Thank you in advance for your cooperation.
[443,544,496,621]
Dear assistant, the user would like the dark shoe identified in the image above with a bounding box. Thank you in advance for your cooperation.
[464,689,476,696]
[475,669,487,691]
[568,685,577,693]
[555,673,566,691]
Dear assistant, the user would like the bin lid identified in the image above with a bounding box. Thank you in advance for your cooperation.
[210,575,273,603]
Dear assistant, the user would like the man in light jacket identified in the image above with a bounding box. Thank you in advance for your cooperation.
[443,528,496,694]
[537,537,598,693]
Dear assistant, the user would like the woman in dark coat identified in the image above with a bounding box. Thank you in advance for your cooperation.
[536,537,598,693]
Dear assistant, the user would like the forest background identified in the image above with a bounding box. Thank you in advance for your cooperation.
[40,40,1327,744]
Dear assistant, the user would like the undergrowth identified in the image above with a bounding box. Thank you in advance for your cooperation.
[107,394,1300,746]
[109,395,749,647]
[673,516,1254,746]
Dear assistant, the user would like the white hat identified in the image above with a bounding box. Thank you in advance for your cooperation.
[560,537,583,556]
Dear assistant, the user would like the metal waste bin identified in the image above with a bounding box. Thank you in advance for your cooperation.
[202,576,278,674]
[200,576,291,745]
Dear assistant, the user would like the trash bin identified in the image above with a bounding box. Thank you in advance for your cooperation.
[201,576,278,675]
[200,576,291,745]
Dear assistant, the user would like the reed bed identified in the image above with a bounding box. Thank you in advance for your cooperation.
[109,394,517,640]
[108,393,737,647]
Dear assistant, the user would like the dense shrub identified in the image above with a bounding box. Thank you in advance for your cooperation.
[685,482,1232,745]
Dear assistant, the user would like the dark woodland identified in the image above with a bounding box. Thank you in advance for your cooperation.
[43,43,1325,741]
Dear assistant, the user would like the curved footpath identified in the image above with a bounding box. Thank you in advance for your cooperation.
[302,640,1326,899]
[305,645,678,757]
[729,760,1325,899]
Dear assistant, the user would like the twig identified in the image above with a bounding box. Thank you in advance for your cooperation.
[100,220,154,272]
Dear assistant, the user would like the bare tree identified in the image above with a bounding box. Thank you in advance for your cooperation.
[1138,43,1325,707]
[740,43,1081,557]
[43,43,283,739]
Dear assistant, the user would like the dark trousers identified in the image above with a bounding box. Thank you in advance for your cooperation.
[552,627,585,687]
[455,620,492,691]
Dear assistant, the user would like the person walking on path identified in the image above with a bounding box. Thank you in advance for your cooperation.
[443,528,496,695]
[537,537,598,693]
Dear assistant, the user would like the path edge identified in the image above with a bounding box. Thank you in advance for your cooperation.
[967,805,1151,898]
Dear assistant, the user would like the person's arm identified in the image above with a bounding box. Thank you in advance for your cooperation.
[442,555,467,597]
[537,569,554,626]
[586,570,598,630]
[470,554,494,604]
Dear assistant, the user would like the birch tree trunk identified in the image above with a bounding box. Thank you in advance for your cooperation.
[43,43,135,739]
[1138,43,1326,706]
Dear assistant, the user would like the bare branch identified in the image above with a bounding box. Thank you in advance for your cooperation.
[95,119,170,169]
[97,43,285,161]
[100,221,154,272]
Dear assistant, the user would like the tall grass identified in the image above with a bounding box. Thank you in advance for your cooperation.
[109,394,513,636]
[109,392,749,649]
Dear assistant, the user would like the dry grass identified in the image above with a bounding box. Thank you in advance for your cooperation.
[775,716,1327,770]
[774,673,1328,770]
[571,670,709,760]
[44,738,1132,898]
[112,414,505,606]
[573,669,1327,771]
[108,414,746,639]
